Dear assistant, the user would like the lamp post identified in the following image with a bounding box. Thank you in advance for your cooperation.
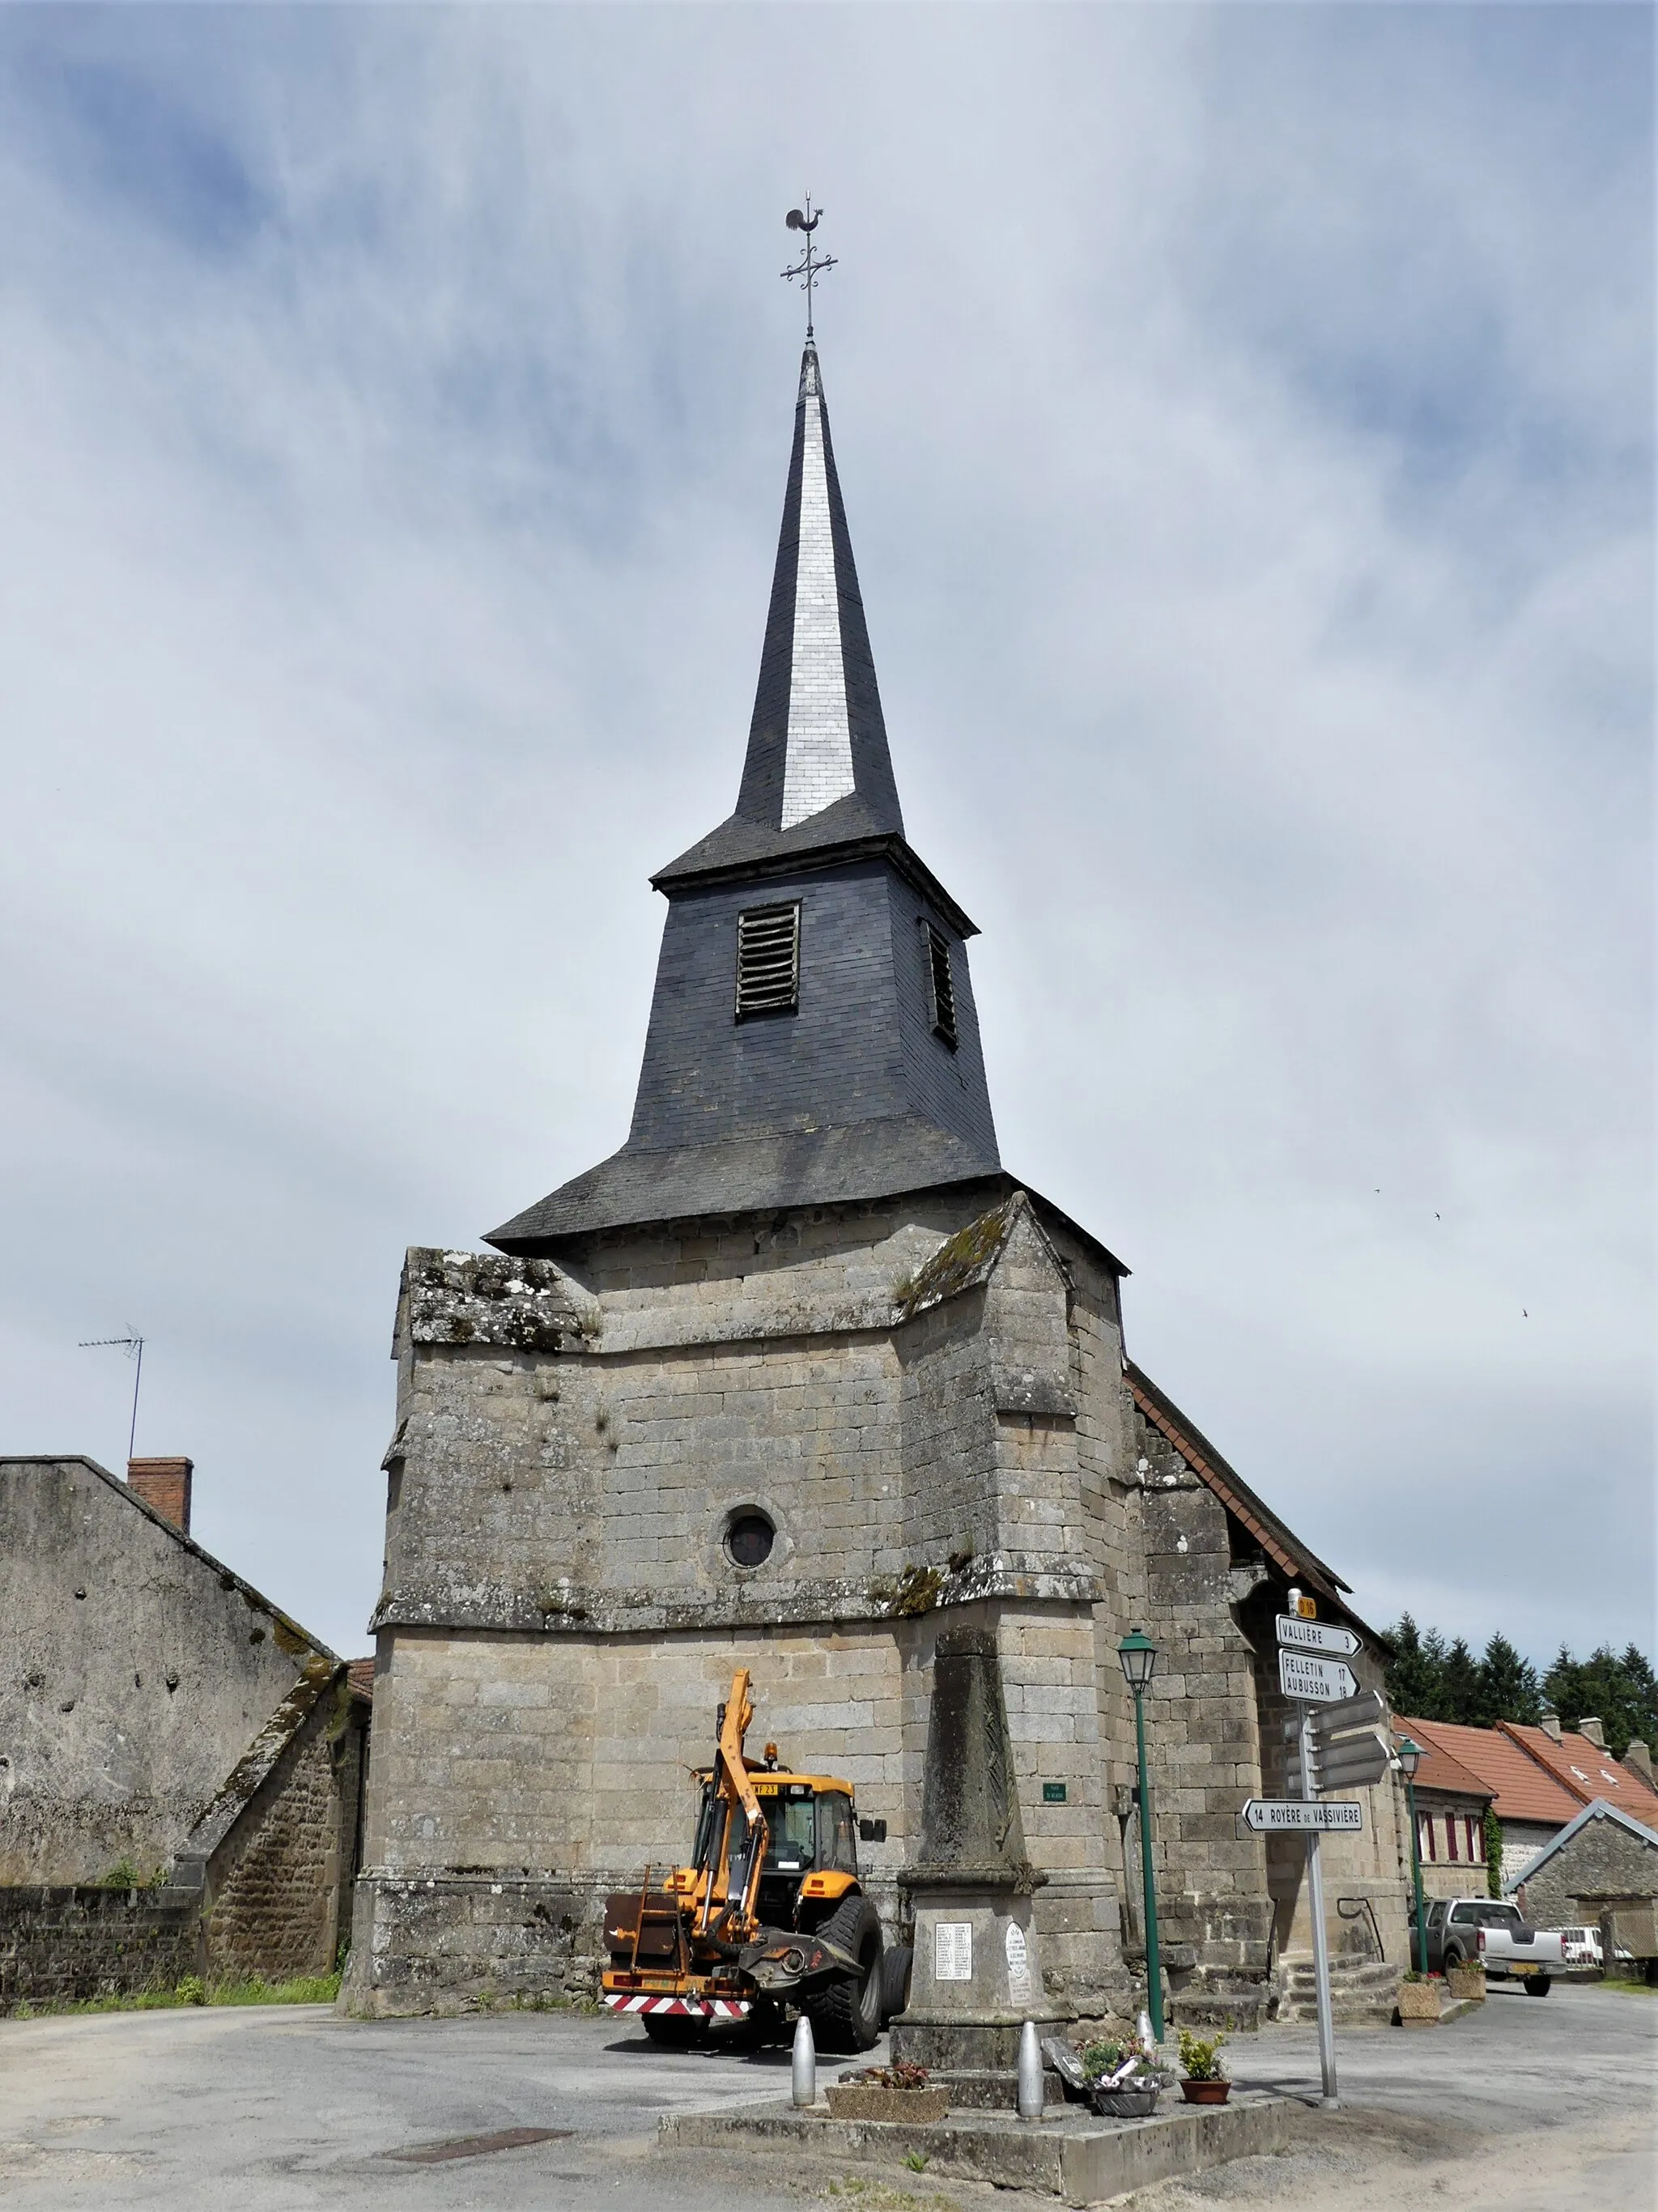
[1117,1631,1163,2041]
[1397,1738,1428,1975]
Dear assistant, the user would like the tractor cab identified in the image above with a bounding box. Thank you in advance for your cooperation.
[694,1770,861,1930]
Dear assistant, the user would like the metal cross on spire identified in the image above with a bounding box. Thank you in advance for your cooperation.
[781,198,837,338]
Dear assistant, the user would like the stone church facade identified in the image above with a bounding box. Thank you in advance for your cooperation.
[345,340,1409,2023]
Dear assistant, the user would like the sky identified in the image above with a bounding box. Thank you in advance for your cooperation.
[0,4,1651,1670]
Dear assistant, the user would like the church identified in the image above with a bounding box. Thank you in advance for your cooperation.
[343,320,1410,2027]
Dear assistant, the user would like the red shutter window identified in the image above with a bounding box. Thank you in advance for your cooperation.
[1447,1815,1460,1861]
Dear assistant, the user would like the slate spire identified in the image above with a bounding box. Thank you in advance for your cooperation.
[734,342,903,840]
[487,338,1000,1252]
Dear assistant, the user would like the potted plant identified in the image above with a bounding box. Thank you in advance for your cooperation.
[1446,1959,1486,2003]
[1176,2029,1230,2105]
[826,2062,950,2124]
[1396,1969,1443,2025]
[1080,2035,1165,2119]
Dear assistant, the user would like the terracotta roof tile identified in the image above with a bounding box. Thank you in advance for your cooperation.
[1392,1720,1493,1802]
[346,1657,376,1702]
[1403,1719,1579,1825]
[1498,1723,1658,1826]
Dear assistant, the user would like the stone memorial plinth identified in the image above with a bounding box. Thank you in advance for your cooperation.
[891,1626,1069,2102]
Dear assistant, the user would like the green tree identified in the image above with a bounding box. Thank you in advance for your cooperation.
[1474,1635,1541,1729]
[1541,1644,1658,1759]
[1441,1638,1482,1725]
[1384,1614,1443,1720]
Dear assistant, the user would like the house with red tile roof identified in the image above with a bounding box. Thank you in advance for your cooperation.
[1392,1719,1496,1899]
[1498,1721,1658,1831]
[1401,1716,1579,1888]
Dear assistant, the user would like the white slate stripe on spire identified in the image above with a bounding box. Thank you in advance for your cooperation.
[780,348,857,830]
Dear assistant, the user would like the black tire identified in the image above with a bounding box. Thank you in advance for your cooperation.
[881,1942,913,2024]
[642,2012,709,2045]
[1442,1946,1465,1970]
[1523,1976,1551,1997]
[806,1894,884,2053]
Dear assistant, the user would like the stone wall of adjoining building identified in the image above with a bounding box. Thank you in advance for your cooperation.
[0,1458,332,1885]
[1515,1812,1658,1930]
[200,1688,364,1983]
[0,1885,202,2013]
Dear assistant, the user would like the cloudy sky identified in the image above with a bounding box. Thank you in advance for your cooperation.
[1,5,1650,1667]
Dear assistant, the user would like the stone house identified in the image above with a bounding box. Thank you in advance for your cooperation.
[0,1453,370,2005]
[1508,1800,1658,1963]
[1392,1717,1495,1899]
[346,336,1411,2026]
[1405,1715,1658,1891]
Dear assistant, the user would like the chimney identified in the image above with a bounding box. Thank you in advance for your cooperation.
[1540,1709,1562,1741]
[127,1457,193,1535]
[1579,1716,1605,1749]
[1622,1740,1656,1788]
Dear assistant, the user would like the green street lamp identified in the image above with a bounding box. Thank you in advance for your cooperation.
[1118,1631,1164,2041]
[1397,1738,1429,1975]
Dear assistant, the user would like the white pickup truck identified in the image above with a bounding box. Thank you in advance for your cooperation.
[1413,1898,1565,1994]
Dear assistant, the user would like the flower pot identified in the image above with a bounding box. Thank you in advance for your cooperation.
[824,2087,950,2124]
[1179,2079,1231,2105]
[1447,1965,1486,2003]
[1090,2085,1161,2119]
[1396,1979,1442,2025]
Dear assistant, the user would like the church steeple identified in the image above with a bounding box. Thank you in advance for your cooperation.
[487,336,1001,1253]
[733,342,903,840]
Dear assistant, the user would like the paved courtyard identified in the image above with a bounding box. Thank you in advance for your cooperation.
[0,1981,1651,2210]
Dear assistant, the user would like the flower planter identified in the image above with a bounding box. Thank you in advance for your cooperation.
[824,2087,950,2124]
[1396,1978,1442,2026]
[1447,1964,1486,2003]
[1179,2079,1231,2105]
[1091,2085,1161,2119]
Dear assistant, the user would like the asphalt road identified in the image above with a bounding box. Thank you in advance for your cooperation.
[0,1981,1651,2211]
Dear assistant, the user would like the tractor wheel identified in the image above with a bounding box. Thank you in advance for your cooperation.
[806,1895,884,2053]
[642,2012,710,2046]
[1523,1976,1552,1997]
[881,1943,913,2024]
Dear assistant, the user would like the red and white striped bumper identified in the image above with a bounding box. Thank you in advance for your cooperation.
[602,1993,751,2018]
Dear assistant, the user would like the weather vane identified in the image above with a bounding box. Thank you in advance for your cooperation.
[781,198,837,339]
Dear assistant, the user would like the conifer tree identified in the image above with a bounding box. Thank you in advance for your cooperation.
[1474,1635,1541,1729]
[1441,1638,1482,1725]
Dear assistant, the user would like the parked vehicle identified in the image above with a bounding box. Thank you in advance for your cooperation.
[1558,1925,1601,1968]
[1408,1898,1563,1994]
[1557,1925,1634,1970]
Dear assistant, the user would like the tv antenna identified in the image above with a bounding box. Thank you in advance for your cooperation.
[79,1330,145,1461]
[781,198,837,339]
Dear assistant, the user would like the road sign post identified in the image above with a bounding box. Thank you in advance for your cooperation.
[1299,1704,1339,2108]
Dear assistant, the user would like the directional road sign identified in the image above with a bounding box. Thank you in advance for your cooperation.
[1289,1732,1392,1795]
[1242,1800,1365,1833]
[1278,1649,1359,1705]
[1277,1616,1363,1658]
[1281,1690,1386,1742]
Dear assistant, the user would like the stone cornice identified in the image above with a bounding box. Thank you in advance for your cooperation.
[371,1555,1103,1638]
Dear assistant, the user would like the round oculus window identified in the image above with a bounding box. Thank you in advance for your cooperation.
[726,1510,776,1568]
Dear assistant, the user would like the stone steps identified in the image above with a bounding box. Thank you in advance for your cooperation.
[1274,1959,1398,2025]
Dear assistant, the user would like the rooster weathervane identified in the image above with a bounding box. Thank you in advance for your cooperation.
[781,198,837,339]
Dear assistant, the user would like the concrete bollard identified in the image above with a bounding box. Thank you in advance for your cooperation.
[792,2013,817,2108]
[1017,2018,1044,2121]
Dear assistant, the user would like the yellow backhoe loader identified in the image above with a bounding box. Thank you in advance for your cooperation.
[600,1669,905,2049]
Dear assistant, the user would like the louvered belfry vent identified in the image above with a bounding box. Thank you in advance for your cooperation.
[925,924,959,1049]
[736,903,801,1019]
